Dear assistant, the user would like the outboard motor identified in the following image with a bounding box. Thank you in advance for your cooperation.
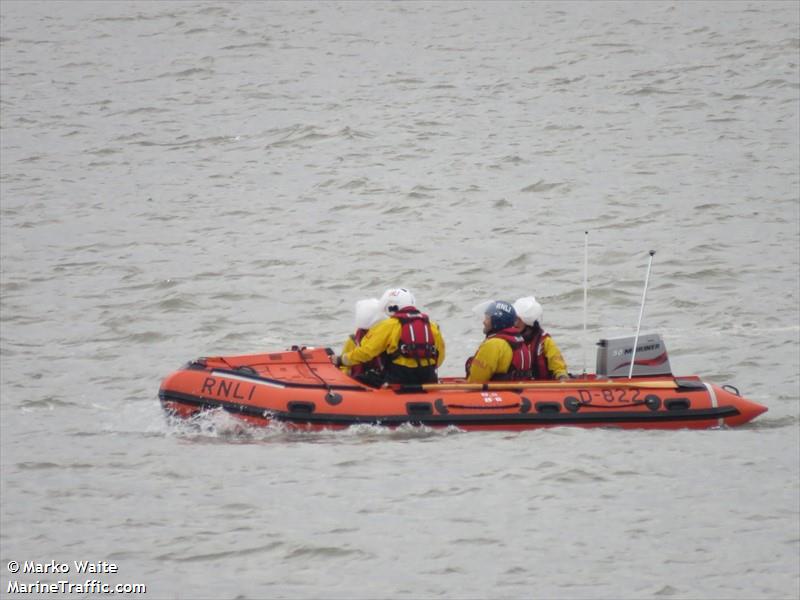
[596,333,672,377]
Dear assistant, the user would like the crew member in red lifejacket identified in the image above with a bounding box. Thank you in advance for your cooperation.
[337,288,445,385]
[513,296,568,380]
[339,298,385,386]
[466,301,533,383]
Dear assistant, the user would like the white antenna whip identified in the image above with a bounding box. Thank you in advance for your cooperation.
[582,231,589,375]
[628,250,655,379]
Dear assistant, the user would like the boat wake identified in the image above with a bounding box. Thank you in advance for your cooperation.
[165,408,466,443]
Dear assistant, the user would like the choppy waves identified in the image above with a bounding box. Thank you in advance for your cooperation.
[1,1,798,598]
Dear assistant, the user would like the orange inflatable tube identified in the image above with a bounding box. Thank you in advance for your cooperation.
[158,347,767,431]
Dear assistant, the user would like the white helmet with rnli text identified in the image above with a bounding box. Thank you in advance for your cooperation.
[354,298,383,330]
[380,287,416,315]
[514,296,543,326]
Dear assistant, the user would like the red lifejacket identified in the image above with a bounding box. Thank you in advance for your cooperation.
[387,307,438,364]
[527,329,553,380]
[465,327,533,380]
[349,328,384,377]
[488,328,533,380]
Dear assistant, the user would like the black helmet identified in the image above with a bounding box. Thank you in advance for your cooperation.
[485,300,516,331]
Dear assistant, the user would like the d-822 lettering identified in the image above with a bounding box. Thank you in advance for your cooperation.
[577,389,642,404]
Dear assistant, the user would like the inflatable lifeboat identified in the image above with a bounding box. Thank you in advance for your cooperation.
[158,334,767,431]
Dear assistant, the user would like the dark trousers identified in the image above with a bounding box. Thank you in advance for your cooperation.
[385,363,438,385]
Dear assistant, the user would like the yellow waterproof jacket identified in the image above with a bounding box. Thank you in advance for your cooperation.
[342,316,445,369]
[540,336,568,379]
[339,334,357,374]
[468,334,569,382]
[466,337,514,383]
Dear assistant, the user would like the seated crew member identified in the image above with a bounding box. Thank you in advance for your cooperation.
[466,301,533,383]
[339,298,385,386]
[337,287,445,385]
[513,296,568,380]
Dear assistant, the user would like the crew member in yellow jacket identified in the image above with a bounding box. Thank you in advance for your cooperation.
[337,288,445,385]
[339,298,385,386]
[513,296,568,380]
[466,300,533,383]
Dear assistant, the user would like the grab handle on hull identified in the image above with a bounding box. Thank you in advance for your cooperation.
[287,401,316,414]
[665,398,691,411]
[406,402,433,416]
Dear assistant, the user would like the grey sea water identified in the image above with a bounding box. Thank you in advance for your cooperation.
[1,1,798,599]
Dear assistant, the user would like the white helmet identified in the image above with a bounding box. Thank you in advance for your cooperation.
[380,287,416,315]
[513,296,543,326]
[354,298,383,330]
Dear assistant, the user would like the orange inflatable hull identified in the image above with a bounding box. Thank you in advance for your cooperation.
[158,347,767,431]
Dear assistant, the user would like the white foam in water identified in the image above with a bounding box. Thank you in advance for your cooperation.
[163,409,466,443]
